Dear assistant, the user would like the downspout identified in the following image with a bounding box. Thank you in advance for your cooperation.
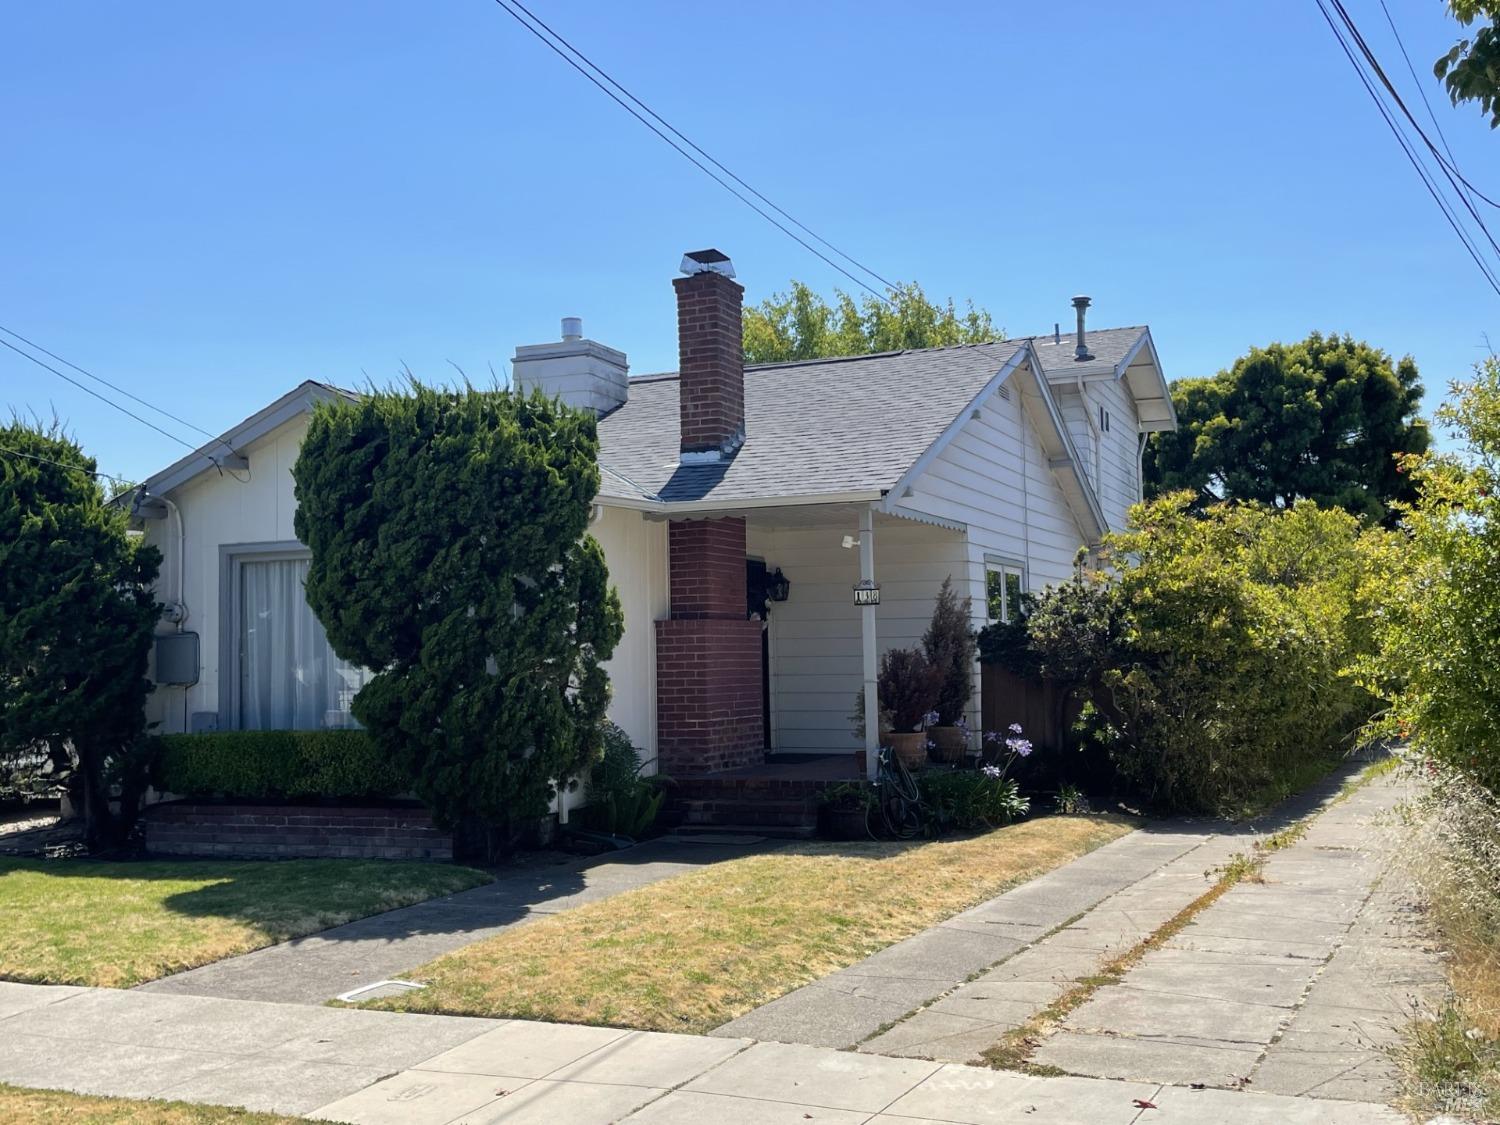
[160,494,188,735]
[1137,432,1148,504]
[162,496,186,634]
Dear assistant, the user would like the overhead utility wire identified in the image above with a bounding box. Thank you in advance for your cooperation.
[488,0,897,305]
[502,0,902,296]
[1376,0,1471,202]
[1313,0,1500,297]
[0,336,202,452]
[1318,0,1500,292]
[1331,0,1500,214]
[0,323,233,449]
[0,443,134,487]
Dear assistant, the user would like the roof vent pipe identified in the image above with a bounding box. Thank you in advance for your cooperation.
[1072,295,1094,362]
[561,317,583,341]
[1054,322,1061,345]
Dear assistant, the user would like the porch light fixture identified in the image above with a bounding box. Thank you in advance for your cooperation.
[766,568,791,602]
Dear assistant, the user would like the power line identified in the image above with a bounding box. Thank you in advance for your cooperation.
[488,0,897,305]
[0,443,134,487]
[1313,0,1500,297]
[502,0,901,296]
[1330,0,1500,215]
[0,336,201,452]
[0,323,232,448]
[1376,0,1467,195]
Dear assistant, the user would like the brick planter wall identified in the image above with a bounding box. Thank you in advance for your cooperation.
[144,802,452,861]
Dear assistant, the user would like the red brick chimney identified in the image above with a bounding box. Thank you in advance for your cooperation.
[673,249,745,460]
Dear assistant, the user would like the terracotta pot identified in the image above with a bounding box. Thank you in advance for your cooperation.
[887,731,929,770]
[928,726,968,763]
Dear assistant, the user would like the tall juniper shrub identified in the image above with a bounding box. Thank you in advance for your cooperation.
[292,383,623,848]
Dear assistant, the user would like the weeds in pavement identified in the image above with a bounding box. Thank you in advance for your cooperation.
[1390,763,1500,1120]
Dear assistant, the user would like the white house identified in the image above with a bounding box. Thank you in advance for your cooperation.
[130,249,1174,820]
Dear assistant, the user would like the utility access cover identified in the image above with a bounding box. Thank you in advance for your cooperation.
[335,980,426,1003]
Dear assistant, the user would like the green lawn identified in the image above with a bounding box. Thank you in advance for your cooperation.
[0,1085,307,1124]
[0,857,489,988]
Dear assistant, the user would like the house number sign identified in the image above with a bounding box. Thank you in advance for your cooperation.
[853,580,881,606]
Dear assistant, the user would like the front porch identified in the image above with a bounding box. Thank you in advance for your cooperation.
[654,500,987,831]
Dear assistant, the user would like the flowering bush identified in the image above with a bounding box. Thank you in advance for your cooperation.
[917,769,1028,832]
[918,723,1037,832]
[981,723,1034,777]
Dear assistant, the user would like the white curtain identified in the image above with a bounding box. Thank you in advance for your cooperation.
[239,557,370,730]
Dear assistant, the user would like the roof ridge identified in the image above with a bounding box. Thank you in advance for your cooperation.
[629,338,1022,383]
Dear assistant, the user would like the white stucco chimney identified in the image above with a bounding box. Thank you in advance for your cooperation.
[512,318,629,415]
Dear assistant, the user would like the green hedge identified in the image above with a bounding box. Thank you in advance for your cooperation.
[153,730,411,800]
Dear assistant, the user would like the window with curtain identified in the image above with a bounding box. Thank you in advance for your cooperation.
[238,556,370,730]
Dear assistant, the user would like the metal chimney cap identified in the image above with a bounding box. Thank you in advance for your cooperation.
[1071,295,1092,310]
[680,248,736,278]
[561,317,583,341]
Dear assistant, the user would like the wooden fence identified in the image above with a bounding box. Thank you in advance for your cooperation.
[980,664,1072,749]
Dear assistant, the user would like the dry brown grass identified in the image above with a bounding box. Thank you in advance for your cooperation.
[369,815,1132,1033]
[0,1084,303,1123]
[1388,764,1500,1120]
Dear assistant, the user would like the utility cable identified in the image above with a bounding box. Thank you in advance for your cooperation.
[488,0,897,306]
[502,0,901,296]
[0,443,134,487]
[1313,0,1500,297]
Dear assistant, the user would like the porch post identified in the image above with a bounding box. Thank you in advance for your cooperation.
[860,505,879,781]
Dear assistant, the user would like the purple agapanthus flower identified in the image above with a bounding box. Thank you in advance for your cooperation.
[981,764,1002,780]
[1008,722,1023,734]
[1006,736,1034,758]
[922,710,941,728]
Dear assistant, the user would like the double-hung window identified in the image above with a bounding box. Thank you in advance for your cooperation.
[985,560,1027,624]
[226,547,370,730]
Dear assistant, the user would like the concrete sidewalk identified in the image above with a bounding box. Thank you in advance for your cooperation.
[720,766,1360,1055]
[137,835,772,1004]
[0,981,1400,1123]
[1034,773,1444,1103]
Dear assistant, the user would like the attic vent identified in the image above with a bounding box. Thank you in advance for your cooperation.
[998,385,1012,401]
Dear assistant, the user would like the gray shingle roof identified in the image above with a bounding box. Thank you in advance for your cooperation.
[1021,325,1147,380]
[597,340,1026,505]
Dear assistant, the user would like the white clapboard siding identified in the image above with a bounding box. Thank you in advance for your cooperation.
[590,505,670,762]
[142,414,311,736]
[748,521,968,754]
[142,412,667,811]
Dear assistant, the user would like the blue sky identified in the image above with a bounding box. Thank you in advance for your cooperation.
[3,1,1497,482]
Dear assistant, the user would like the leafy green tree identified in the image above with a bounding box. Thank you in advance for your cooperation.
[1145,332,1429,524]
[993,496,1376,813]
[0,423,160,848]
[1359,359,1500,792]
[292,383,623,845]
[1437,1,1500,127]
[743,280,999,364]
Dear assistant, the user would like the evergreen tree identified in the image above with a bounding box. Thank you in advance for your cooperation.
[292,383,623,842]
[1145,332,1428,525]
[0,422,160,848]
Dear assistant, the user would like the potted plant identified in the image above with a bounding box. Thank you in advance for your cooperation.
[818,781,875,840]
[878,647,941,768]
[922,577,976,763]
